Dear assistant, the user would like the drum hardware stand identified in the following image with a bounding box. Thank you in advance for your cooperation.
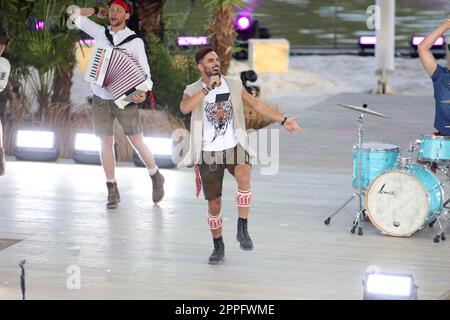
[431,164,450,243]
[432,201,450,243]
[324,109,367,236]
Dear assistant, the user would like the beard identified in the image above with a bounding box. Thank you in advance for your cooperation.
[205,67,220,77]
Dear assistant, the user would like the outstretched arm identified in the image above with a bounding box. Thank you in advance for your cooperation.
[242,87,301,133]
[418,19,450,77]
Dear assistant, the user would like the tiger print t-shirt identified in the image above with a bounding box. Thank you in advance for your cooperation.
[201,79,238,151]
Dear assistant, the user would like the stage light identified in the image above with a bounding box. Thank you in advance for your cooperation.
[358,35,376,56]
[234,13,256,40]
[74,133,100,152]
[410,35,446,58]
[73,133,101,165]
[233,13,270,60]
[31,19,45,32]
[144,137,172,156]
[363,272,418,300]
[16,130,54,149]
[412,35,444,46]
[240,70,260,97]
[133,137,175,168]
[14,130,59,161]
[359,35,376,45]
[35,20,45,31]
[236,16,251,31]
[177,36,208,46]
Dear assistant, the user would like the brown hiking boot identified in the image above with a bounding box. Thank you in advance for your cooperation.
[0,149,5,176]
[106,182,120,209]
[150,170,165,204]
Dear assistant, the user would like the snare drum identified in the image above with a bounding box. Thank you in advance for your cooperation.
[365,164,444,237]
[417,135,450,164]
[352,142,400,190]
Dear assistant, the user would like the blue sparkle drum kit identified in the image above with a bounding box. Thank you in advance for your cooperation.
[324,103,450,242]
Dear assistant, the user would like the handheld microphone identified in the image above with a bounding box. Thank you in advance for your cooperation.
[211,72,220,89]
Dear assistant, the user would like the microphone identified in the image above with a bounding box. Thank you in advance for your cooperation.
[211,72,220,89]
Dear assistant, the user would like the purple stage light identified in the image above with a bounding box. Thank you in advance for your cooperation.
[236,16,251,31]
[35,20,45,31]
[177,36,209,46]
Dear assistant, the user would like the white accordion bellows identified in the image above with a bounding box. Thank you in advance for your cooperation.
[85,46,153,108]
[0,57,10,93]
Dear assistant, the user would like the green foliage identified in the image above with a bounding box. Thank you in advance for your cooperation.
[1,0,101,120]
[146,35,199,118]
[205,0,246,11]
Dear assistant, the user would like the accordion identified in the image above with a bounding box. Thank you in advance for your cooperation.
[0,57,10,93]
[85,46,153,108]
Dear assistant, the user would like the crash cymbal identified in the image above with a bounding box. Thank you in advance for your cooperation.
[337,103,389,118]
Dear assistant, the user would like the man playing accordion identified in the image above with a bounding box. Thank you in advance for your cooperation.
[69,0,165,209]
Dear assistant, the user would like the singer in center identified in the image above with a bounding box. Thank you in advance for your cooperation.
[179,47,301,265]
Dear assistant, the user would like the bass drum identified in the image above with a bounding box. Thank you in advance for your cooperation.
[365,164,444,237]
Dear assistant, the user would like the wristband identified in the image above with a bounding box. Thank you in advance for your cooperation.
[93,7,100,15]
[281,116,287,126]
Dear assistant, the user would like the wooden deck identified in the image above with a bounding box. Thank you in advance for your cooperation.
[0,93,449,300]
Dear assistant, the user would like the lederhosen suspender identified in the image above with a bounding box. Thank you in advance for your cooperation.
[104,26,140,47]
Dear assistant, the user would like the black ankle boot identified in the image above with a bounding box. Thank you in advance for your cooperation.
[208,236,225,265]
[236,218,254,250]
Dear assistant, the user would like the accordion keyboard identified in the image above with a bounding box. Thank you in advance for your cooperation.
[85,47,112,85]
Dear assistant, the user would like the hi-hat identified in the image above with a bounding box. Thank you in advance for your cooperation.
[337,103,389,118]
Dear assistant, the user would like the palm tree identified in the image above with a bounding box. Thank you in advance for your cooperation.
[206,0,245,75]
[136,0,165,41]
[51,44,75,104]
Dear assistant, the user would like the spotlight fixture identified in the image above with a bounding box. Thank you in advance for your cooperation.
[14,129,59,161]
[410,35,446,58]
[73,133,101,165]
[133,137,175,168]
[358,35,376,56]
[233,13,270,61]
[363,272,418,300]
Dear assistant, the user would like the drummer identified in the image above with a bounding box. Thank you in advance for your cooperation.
[418,19,450,171]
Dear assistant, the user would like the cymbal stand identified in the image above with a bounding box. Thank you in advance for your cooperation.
[324,112,366,236]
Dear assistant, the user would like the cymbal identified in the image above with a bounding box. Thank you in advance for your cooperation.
[337,104,389,118]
